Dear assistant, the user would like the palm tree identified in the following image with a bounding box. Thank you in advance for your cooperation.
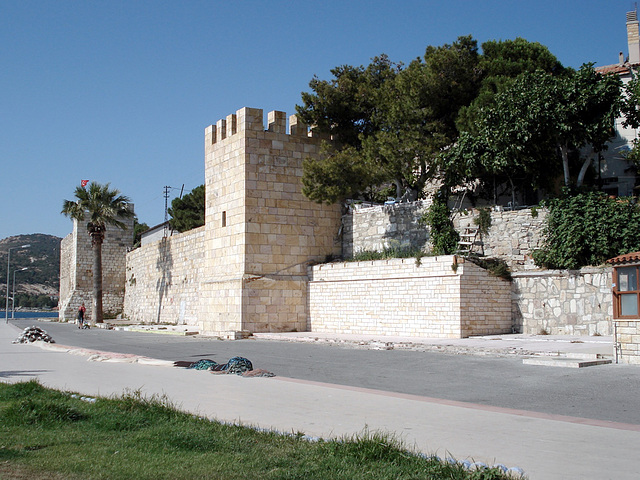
[62,182,133,323]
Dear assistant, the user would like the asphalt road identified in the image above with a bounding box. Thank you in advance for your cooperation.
[10,319,640,425]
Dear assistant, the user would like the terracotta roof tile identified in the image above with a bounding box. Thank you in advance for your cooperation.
[607,252,640,265]
[596,64,631,75]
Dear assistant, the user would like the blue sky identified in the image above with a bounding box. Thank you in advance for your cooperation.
[0,0,633,240]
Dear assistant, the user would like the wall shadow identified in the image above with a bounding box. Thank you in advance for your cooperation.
[156,237,173,324]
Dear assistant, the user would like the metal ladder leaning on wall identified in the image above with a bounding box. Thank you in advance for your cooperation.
[457,226,479,255]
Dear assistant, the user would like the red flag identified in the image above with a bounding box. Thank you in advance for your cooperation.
[81,180,89,187]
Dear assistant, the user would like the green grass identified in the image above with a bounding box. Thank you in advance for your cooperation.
[0,381,524,480]
[350,246,425,262]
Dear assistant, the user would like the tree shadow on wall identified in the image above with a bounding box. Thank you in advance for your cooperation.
[381,202,428,253]
[156,237,173,324]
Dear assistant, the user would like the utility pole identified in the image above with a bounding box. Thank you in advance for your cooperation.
[163,186,171,237]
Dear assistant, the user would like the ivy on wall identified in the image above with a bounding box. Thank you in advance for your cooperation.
[421,194,459,255]
[533,192,640,269]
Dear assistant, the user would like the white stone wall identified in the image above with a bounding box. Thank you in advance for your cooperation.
[308,256,512,338]
[342,201,431,259]
[512,267,613,336]
[615,320,640,364]
[344,203,546,271]
[201,108,342,335]
[454,208,547,271]
[124,226,205,327]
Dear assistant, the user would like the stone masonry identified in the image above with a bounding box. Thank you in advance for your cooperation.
[124,226,205,327]
[615,320,640,364]
[59,215,134,322]
[309,256,512,338]
[199,108,342,335]
[453,208,547,271]
[346,203,546,271]
[342,200,431,259]
[512,268,613,336]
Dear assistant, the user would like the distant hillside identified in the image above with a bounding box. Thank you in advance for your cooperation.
[0,234,61,297]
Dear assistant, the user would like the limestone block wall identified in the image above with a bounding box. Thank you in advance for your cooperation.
[511,267,613,336]
[308,256,512,338]
[342,201,431,259]
[454,208,547,271]
[201,108,342,335]
[615,320,640,364]
[124,226,205,327]
[344,203,546,271]
[58,216,134,322]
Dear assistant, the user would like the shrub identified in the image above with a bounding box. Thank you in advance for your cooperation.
[421,195,459,255]
[533,192,640,269]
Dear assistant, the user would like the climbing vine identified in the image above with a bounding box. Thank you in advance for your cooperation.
[533,191,640,269]
[421,194,459,255]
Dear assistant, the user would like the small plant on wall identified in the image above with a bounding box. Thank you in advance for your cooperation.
[473,207,492,236]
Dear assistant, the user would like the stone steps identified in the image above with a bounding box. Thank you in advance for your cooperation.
[522,354,612,368]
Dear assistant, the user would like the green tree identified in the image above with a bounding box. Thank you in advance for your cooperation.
[297,56,399,203]
[447,65,622,197]
[168,185,205,232]
[456,37,567,133]
[61,182,133,323]
[621,76,640,166]
[297,36,480,203]
[421,192,459,255]
[132,216,149,248]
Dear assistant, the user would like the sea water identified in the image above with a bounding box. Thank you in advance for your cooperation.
[1,311,58,319]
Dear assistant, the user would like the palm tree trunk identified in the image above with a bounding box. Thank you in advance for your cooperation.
[92,235,104,324]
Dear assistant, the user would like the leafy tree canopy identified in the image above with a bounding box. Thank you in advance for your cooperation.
[298,36,481,203]
[168,185,205,232]
[296,36,580,205]
[447,64,622,196]
[456,38,568,133]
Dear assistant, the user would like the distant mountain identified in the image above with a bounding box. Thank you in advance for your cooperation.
[0,234,61,297]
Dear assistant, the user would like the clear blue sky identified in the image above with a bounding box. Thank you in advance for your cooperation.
[0,0,633,240]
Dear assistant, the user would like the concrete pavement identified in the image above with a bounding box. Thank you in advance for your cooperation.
[2,321,638,479]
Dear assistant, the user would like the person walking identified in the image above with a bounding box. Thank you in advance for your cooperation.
[77,303,86,329]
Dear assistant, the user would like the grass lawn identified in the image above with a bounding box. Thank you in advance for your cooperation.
[0,381,524,480]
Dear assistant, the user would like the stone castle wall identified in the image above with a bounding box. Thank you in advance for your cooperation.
[56,109,618,344]
[58,216,134,322]
[124,226,205,326]
[308,256,512,338]
[199,107,342,335]
[58,232,76,316]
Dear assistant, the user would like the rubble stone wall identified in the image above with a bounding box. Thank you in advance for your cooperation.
[342,201,431,259]
[308,256,511,338]
[511,267,613,336]
[124,227,205,327]
[453,208,547,271]
[344,203,546,271]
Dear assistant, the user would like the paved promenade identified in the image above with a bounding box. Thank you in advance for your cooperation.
[2,321,639,479]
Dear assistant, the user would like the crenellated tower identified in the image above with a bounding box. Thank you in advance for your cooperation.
[200,107,342,336]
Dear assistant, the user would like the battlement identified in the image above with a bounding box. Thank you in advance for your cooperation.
[204,107,330,146]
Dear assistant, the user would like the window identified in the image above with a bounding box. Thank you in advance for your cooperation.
[221,211,226,227]
[614,265,640,318]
